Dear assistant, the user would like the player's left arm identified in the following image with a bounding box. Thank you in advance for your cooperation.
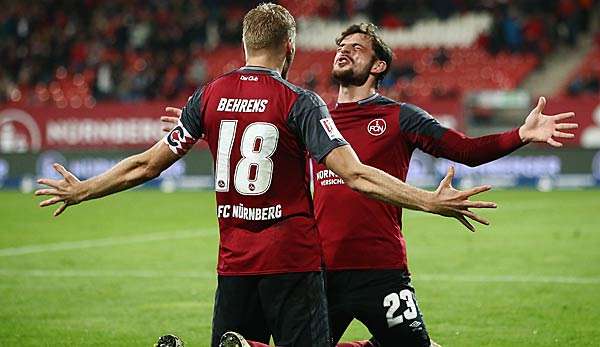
[404,96,577,167]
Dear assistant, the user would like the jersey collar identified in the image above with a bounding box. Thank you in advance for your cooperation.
[335,93,380,109]
[239,65,281,77]
[357,93,380,105]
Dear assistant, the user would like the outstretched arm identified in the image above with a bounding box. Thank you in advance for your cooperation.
[162,106,496,231]
[324,145,496,231]
[35,139,180,217]
[403,97,577,167]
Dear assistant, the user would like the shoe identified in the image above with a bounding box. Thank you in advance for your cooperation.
[155,334,184,347]
[219,331,250,347]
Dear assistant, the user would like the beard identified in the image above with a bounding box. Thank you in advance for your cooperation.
[332,60,373,87]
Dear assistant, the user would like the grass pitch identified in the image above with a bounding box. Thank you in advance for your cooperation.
[1,189,599,346]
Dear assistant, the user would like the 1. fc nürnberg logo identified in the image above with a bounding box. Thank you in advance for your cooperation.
[0,108,42,153]
[367,118,386,136]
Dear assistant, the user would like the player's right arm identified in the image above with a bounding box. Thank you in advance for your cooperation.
[291,90,496,231]
[35,141,180,216]
[36,88,205,217]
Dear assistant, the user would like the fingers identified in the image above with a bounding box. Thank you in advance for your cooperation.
[556,123,578,130]
[534,96,546,113]
[462,210,490,225]
[54,203,68,217]
[53,163,70,179]
[550,112,575,121]
[463,185,492,197]
[161,116,179,133]
[456,215,475,232]
[37,178,61,188]
[440,166,455,188]
[39,196,63,207]
[34,188,60,196]
[547,138,563,147]
[553,131,575,139]
[165,107,182,117]
[464,200,497,209]
[160,116,179,124]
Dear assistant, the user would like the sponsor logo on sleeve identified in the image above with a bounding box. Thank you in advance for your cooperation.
[367,118,386,136]
[319,118,343,140]
[164,121,196,155]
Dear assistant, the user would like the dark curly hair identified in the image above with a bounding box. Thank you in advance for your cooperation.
[335,23,393,85]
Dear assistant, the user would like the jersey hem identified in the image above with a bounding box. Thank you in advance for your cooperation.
[217,267,323,276]
[325,264,409,272]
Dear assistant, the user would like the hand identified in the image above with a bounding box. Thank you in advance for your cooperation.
[430,166,497,232]
[161,107,182,132]
[518,96,578,147]
[35,163,84,217]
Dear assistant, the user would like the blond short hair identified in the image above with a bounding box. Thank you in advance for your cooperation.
[243,3,296,52]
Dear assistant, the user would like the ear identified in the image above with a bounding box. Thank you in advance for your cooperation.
[371,60,387,75]
[286,38,295,55]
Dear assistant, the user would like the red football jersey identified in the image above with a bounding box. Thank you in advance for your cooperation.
[165,66,347,275]
[313,94,524,271]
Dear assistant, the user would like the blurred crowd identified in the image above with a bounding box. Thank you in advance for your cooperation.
[482,0,596,55]
[0,0,260,105]
[0,0,598,105]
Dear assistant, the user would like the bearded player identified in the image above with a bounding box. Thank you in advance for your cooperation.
[164,23,577,347]
[35,5,501,347]
[313,24,577,347]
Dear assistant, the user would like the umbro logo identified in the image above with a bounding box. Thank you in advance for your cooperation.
[409,321,422,328]
[367,118,386,136]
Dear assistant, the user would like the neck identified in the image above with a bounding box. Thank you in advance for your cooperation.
[337,83,377,103]
[245,51,285,75]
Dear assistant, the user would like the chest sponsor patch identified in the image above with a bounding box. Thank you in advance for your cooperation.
[367,118,386,136]
[320,118,344,140]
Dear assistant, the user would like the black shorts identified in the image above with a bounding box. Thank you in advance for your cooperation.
[326,269,431,347]
[211,271,330,347]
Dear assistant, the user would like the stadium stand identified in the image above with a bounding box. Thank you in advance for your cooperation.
[0,0,597,107]
[565,44,600,96]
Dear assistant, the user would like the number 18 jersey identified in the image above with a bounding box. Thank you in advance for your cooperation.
[164,66,347,275]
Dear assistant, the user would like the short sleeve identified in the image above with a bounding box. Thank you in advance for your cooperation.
[287,91,348,163]
[164,87,204,156]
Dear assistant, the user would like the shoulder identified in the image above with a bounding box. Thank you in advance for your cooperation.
[400,102,431,118]
[270,75,325,107]
[366,94,402,107]
[203,69,241,91]
[397,102,446,138]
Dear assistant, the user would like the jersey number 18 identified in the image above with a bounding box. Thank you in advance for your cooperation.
[215,120,279,195]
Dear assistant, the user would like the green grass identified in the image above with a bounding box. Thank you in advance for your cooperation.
[1,190,599,346]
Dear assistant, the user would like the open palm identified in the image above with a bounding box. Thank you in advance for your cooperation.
[519,96,578,147]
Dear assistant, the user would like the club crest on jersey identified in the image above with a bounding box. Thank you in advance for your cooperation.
[367,118,386,136]
[320,118,343,140]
